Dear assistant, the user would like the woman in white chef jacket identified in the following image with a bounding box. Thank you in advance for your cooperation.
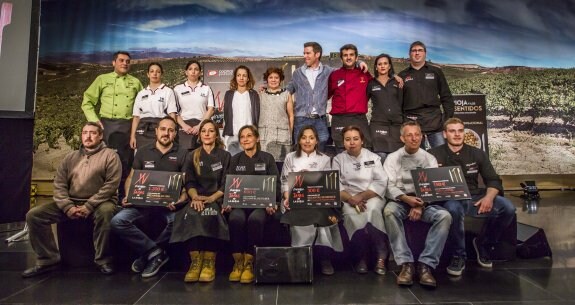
[332,125,390,275]
[174,60,216,150]
[280,125,343,276]
[130,62,177,149]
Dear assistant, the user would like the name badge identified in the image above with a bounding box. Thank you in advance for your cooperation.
[371,86,381,91]
[181,91,191,96]
[142,95,149,100]
[337,79,345,87]
[144,161,155,169]
[211,162,223,172]
[425,73,435,80]
[255,163,266,171]
[364,160,375,168]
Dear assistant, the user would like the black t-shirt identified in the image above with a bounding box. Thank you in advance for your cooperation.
[399,64,454,132]
[428,144,503,195]
[185,147,231,197]
[133,143,189,172]
[366,78,403,124]
[229,150,281,202]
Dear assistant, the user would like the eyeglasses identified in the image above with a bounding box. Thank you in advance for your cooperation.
[410,49,425,53]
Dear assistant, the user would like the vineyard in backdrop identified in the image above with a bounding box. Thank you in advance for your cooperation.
[34,57,575,176]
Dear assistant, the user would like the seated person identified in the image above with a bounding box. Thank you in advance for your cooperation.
[281,125,343,276]
[224,125,281,284]
[332,126,389,275]
[22,122,121,277]
[429,117,516,276]
[383,121,452,288]
[170,119,231,283]
[111,116,188,278]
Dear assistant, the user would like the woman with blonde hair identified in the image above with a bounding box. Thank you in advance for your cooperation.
[171,119,230,283]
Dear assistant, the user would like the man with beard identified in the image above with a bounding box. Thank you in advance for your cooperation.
[22,122,122,277]
[429,118,515,276]
[383,121,451,288]
[110,116,189,278]
[328,44,373,151]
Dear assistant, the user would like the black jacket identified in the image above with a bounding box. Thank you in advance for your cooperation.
[222,89,260,137]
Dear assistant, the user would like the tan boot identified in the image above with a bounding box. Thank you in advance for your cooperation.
[229,253,244,282]
[184,251,203,282]
[199,251,216,282]
[240,253,254,284]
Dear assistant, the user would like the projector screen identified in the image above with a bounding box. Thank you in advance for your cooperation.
[0,0,39,118]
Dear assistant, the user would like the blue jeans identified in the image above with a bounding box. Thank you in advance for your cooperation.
[384,201,452,268]
[442,194,516,258]
[422,131,445,150]
[110,207,175,256]
[293,116,330,152]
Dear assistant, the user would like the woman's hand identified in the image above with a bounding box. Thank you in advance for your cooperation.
[190,199,205,212]
[129,136,137,149]
[282,198,290,211]
[191,124,200,135]
[181,123,193,134]
[222,205,232,213]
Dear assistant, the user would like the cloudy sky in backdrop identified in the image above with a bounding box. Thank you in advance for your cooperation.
[40,0,575,67]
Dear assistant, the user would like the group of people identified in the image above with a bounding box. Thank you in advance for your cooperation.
[21,40,516,289]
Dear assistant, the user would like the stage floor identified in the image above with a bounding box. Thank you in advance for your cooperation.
[0,190,574,305]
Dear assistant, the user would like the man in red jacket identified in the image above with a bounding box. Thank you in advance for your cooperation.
[328,44,373,151]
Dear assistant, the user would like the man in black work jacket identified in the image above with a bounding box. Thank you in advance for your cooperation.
[429,117,515,277]
[399,41,454,149]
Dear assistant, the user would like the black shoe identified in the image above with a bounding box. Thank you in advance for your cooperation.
[447,256,466,276]
[141,251,169,278]
[354,259,368,274]
[22,264,59,278]
[100,263,115,275]
[473,238,493,268]
[132,255,148,273]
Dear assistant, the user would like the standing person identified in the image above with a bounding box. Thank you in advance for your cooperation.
[258,67,294,162]
[332,126,389,275]
[174,60,216,151]
[286,42,368,152]
[223,65,260,156]
[367,54,404,161]
[399,41,454,149]
[429,118,516,276]
[224,125,281,284]
[171,119,231,283]
[130,63,178,149]
[111,116,188,278]
[383,121,451,288]
[280,126,343,275]
[22,122,121,277]
[82,51,143,200]
[328,44,373,152]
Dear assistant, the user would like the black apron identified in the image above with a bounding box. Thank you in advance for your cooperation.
[369,121,403,153]
[330,114,371,149]
[281,208,342,227]
[135,117,161,149]
[177,118,201,150]
[170,201,230,243]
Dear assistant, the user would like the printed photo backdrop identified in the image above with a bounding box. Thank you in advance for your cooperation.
[34,0,575,176]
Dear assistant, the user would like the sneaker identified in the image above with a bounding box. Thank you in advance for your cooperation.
[131,256,148,273]
[141,251,169,278]
[447,256,466,276]
[473,237,493,268]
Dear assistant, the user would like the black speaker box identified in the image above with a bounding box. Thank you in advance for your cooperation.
[255,246,313,284]
[517,223,552,259]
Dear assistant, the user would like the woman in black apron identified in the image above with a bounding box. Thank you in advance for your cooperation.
[130,62,177,149]
[367,54,404,161]
[174,60,216,150]
[170,119,231,283]
[223,125,281,284]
